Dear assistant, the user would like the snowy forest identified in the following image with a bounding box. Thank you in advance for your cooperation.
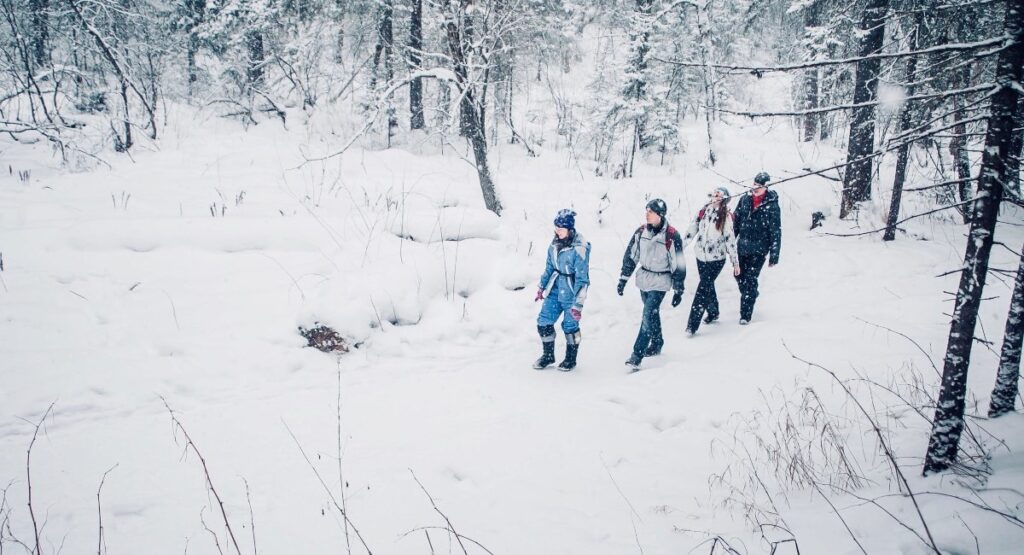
[2,0,1024,552]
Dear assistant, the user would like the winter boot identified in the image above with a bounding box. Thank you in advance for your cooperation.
[703,314,719,324]
[625,353,643,371]
[558,331,581,371]
[533,325,557,369]
[644,338,663,357]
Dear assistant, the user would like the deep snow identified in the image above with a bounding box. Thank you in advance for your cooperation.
[2,104,1023,554]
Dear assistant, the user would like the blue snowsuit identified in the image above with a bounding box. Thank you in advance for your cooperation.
[537,231,591,334]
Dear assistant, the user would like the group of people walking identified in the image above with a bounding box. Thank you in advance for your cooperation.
[532,172,782,372]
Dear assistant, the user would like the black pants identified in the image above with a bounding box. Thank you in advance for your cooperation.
[632,290,666,358]
[687,258,726,332]
[736,254,767,321]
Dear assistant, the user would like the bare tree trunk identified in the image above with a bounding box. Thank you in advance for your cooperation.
[625,0,652,154]
[185,0,204,96]
[696,0,717,165]
[840,0,887,219]
[29,0,48,68]
[883,25,920,241]
[334,0,346,63]
[409,0,424,130]
[924,0,1024,475]
[801,0,820,142]
[382,0,395,144]
[246,29,265,90]
[950,65,974,222]
[368,1,395,143]
[1007,97,1023,198]
[443,0,502,215]
[989,240,1024,417]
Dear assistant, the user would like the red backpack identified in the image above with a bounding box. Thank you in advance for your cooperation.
[635,225,678,251]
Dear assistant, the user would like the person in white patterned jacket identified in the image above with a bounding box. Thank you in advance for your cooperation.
[683,186,740,336]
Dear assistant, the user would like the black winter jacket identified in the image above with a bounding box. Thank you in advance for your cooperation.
[734,190,782,264]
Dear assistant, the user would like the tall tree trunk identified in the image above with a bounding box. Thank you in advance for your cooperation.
[923,0,1024,475]
[246,29,265,90]
[29,0,48,68]
[334,0,346,63]
[624,0,652,153]
[1007,98,1023,198]
[409,0,424,130]
[457,7,475,138]
[950,65,974,222]
[696,0,717,165]
[443,0,502,215]
[840,0,887,219]
[801,0,819,142]
[989,241,1024,418]
[185,0,205,96]
[883,24,920,241]
[369,1,395,143]
[382,0,395,145]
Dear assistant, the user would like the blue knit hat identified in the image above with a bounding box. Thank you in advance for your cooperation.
[553,208,576,230]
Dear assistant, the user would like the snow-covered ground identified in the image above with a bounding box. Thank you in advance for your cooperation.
[2,105,1023,554]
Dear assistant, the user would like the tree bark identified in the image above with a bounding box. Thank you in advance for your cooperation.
[1007,97,1023,198]
[334,0,346,63]
[185,0,205,96]
[29,0,48,68]
[443,0,502,215]
[950,65,974,222]
[840,0,887,219]
[624,0,652,153]
[801,0,819,142]
[246,29,265,90]
[409,0,424,130]
[989,241,1024,417]
[696,0,717,165]
[883,52,918,241]
[923,0,1024,475]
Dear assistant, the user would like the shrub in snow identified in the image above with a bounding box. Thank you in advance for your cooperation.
[298,323,350,353]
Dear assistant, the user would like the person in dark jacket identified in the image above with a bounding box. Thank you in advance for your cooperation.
[534,209,592,371]
[733,172,781,324]
[618,199,686,370]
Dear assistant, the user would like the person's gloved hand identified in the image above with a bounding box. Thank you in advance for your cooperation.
[570,308,582,321]
[535,288,544,302]
[617,279,627,296]
[671,291,683,307]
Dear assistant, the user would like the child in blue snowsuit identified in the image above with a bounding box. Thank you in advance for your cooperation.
[533,209,591,371]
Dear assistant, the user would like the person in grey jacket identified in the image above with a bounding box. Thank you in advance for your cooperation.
[618,199,686,370]
[683,186,739,335]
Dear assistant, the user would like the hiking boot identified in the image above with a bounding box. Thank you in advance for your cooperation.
[739,318,749,326]
[704,314,719,324]
[644,342,663,357]
[625,353,642,371]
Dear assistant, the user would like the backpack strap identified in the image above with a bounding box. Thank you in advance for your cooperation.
[665,225,678,251]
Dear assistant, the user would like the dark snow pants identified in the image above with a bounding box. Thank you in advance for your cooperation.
[632,290,666,358]
[687,258,726,332]
[735,254,767,321]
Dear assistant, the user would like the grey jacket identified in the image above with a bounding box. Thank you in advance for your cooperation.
[620,222,686,293]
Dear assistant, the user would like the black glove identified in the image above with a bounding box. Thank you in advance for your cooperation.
[617,279,626,296]
[671,291,683,307]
